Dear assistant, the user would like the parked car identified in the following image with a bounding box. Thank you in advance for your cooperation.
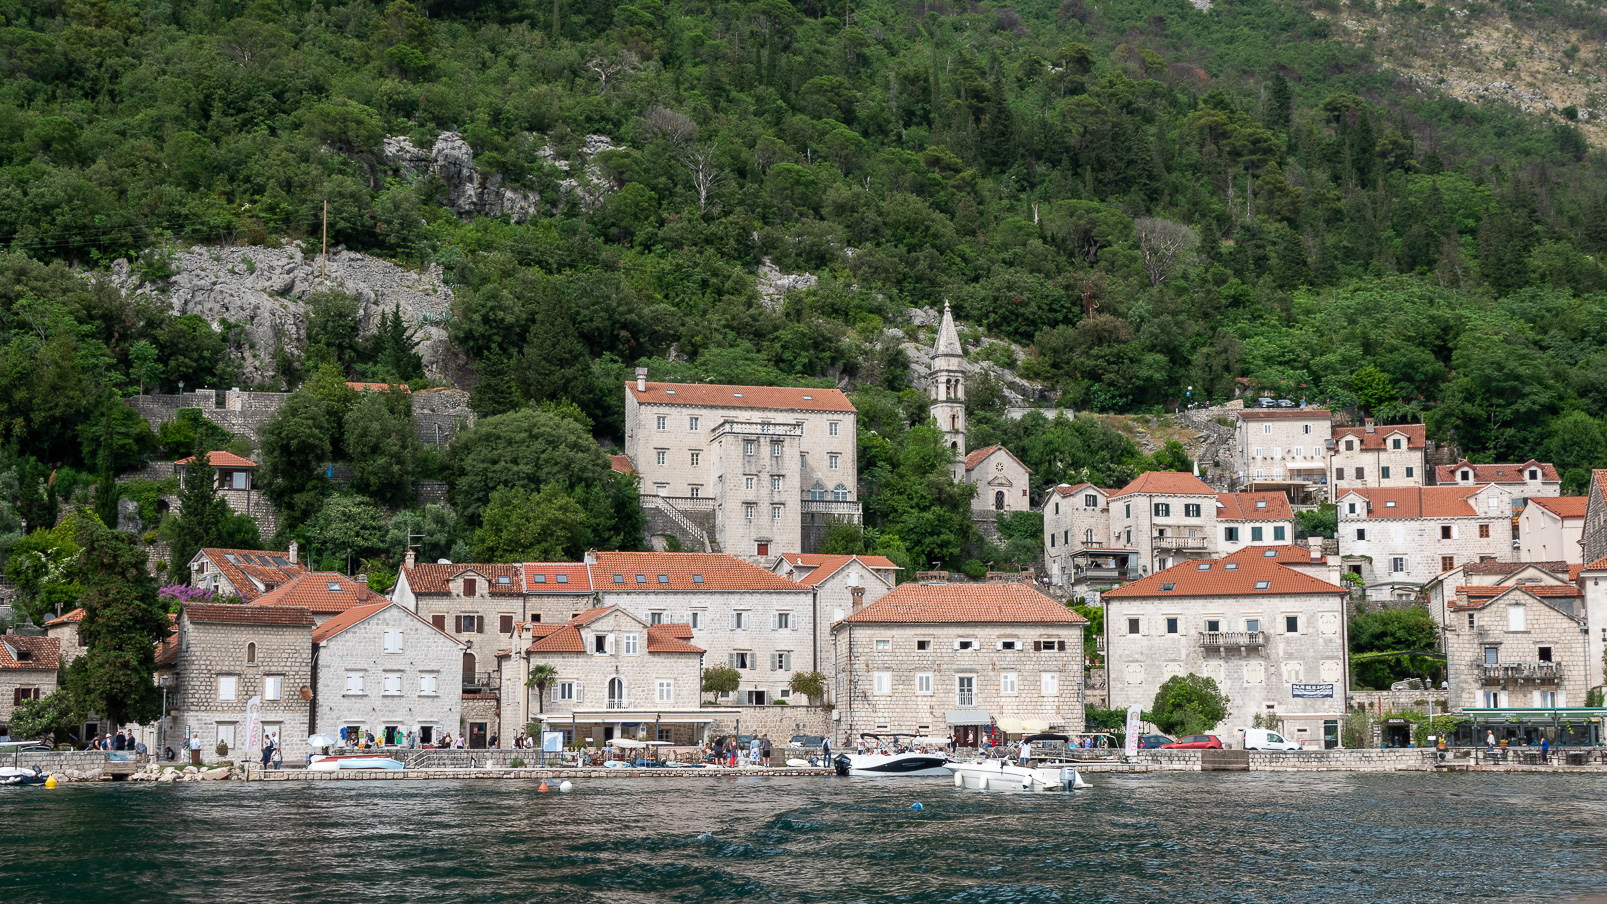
[789,735,825,749]
[1255,397,1277,408]
[1162,735,1223,750]
[1135,734,1174,750]
[1242,728,1301,751]
[1275,399,1297,408]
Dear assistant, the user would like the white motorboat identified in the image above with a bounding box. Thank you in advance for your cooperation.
[308,754,405,771]
[0,765,46,786]
[833,734,951,777]
[944,757,1090,792]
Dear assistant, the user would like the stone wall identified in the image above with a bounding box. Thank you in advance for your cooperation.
[1124,748,1438,770]
[0,666,60,734]
[1349,689,1448,715]
[13,751,118,781]
[705,704,833,741]
[313,605,463,744]
[169,617,313,763]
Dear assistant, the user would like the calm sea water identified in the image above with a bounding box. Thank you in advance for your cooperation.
[2,772,1605,903]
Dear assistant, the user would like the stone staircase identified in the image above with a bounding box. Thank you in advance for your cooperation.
[642,496,715,552]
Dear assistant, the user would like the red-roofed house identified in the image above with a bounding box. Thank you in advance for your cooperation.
[772,553,900,671]
[1103,556,1348,746]
[831,579,1085,743]
[311,601,465,748]
[624,369,859,558]
[1110,471,1219,573]
[1044,483,1133,591]
[391,560,527,686]
[188,547,305,602]
[159,603,314,763]
[248,572,389,624]
[962,445,1032,515]
[1214,493,1296,556]
[43,609,86,667]
[497,605,718,747]
[1437,460,1560,500]
[1337,485,1516,600]
[1329,420,1429,490]
[0,635,60,739]
[1235,408,1333,499]
[1443,585,1586,712]
[1519,496,1587,565]
[174,453,278,538]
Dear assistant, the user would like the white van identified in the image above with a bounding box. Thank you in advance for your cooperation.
[1242,728,1301,751]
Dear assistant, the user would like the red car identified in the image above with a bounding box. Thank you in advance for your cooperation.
[1162,734,1223,750]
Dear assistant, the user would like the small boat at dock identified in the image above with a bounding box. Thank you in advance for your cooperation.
[308,754,405,771]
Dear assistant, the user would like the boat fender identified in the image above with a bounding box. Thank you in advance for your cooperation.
[953,773,964,788]
[558,780,573,793]
[910,802,924,811]
[538,780,549,793]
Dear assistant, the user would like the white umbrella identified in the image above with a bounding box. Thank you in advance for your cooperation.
[307,734,337,748]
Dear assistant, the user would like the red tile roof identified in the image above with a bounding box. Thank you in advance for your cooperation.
[249,573,388,613]
[176,450,258,468]
[400,563,525,596]
[1331,423,1427,451]
[197,548,306,602]
[0,635,60,669]
[1452,584,1582,611]
[840,582,1086,625]
[1102,557,1345,598]
[184,603,314,627]
[1236,409,1332,420]
[1216,493,1294,521]
[1461,560,1569,576]
[1337,487,1488,519]
[521,563,594,593]
[776,554,900,587]
[1583,556,1607,572]
[154,633,179,666]
[645,624,704,654]
[628,381,855,413]
[1527,496,1588,519]
[609,453,635,475]
[346,381,410,393]
[1222,545,1323,565]
[312,601,464,645]
[44,608,85,626]
[523,606,703,654]
[1436,460,1559,483]
[1051,482,1102,497]
[1110,471,1215,498]
[588,552,807,593]
[963,444,1031,473]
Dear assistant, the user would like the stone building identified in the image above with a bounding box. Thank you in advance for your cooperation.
[1518,496,1587,565]
[1443,584,1588,711]
[173,451,278,539]
[0,635,60,740]
[497,605,718,747]
[771,553,900,683]
[127,386,472,449]
[1102,556,1349,748]
[1581,471,1607,566]
[964,446,1033,516]
[830,580,1086,743]
[1329,421,1428,490]
[623,373,861,557]
[1424,561,1573,627]
[248,572,389,625]
[1214,492,1297,557]
[1109,471,1221,574]
[1043,483,1131,594]
[311,601,465,748]
[1235,409,1333,500]
[1436,461,1560,502]
[158,603,314,763]
[188,546,306,602]
[391,560,527,686]
[43,610,86,667]
[1337,485,1516,600]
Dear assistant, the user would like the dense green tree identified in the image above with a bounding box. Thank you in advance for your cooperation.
[447,408,613,527]
[304,495,392,570]
[1145,673,1232,737]
[73,514,169,729]
[164,445,261,576]
[472,485,587,562]
[259,391,332,529]
[344,391,419,508]
[5,519,81,625]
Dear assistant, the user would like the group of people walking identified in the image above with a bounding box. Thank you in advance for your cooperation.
[708,735,774,767]
[86,730,143,753]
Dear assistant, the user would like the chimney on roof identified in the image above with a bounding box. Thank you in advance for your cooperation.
[850,585,865,612]
[288,541,298,565]
[1364,418,1375,434]
[354,573,367,584]
[405,548,416,569]
[584,549,598,565]
[635,367,648,392]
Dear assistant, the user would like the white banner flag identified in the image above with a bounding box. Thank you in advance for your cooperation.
[244,696,263,753]
[1123,704,1142,757]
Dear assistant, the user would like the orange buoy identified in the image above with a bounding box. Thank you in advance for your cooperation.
[538,780,549,792]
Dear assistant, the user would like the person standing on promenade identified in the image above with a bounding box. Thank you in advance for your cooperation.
[1486,730,1496,752]
[820,736,830,765]
[761,736,772,767]
[1541,736,1550,763]
[189,732,202,765]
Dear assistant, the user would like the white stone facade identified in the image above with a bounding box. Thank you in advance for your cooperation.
[1444,587,1588,711]
[1517,497,1586,565]
[1337,485,1516,599]
[1235,410,1332,490]
[1329,422,1427,489]
[313,603,465,747]
[965,446,1032,515]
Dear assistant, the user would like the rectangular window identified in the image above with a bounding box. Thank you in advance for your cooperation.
[1381,466,1391,479]
[1000,673,1018,695]
[344,673,364,695]
[655,450,667,466]
[1127,618,1141,635]
[1251,526,1264,542]
[874,638,891,651]
[431,613,446,631]
[1273,526,1286,541]
[873,672,892,695]
[1355,467,1366,480]
[690,451,701,467]
[744,441,757,455]
[744,476,755,490]
[1246,619,1261,634]
[1224,526,1240,542]
[623,634,639,654]
[1441,555,1455,572]
[829,422,839,436]
[1538,646,1553,663]
[690,611,704,630]
[1166,617,1179,634]
[263,675,283,701]
[829,454,840,469]
[956,676,975,707]
[772,651,791,671]
[1392,438,1402,450]
[1184,504,1202,518]
[420,674,438,695]
[732,612,748,630]
[1406,467,1415,478]
[1304,424,1312,434]
[730,651,754,670]
[916,640,931,651]
[1390,557,1405,573]
[555,681,574,701]
[383,673,402,696]
[772,504,783,520]
[771,441,783,457]
[649,611,664,625]
[1285,615,1299,634]
[1484,646,1499,665]
[1356,529,1367,541]
[771,475,782,491]
[1508,607,1526,632]
[1153,503,1171,517]
[1467,613,1476,630]
[689,416,700,430]
[657,680,674,703]
[1479,523,1490,539]
[1441,525,1453,540]
[656,416,667,430]
[217,675,237,702]
[744,504,755,519]
[383,629,405,653]
[1205,619,1221,633]
[1040,673,1059,696]
[915,673,933,695]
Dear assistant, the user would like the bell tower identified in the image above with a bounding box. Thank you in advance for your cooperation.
[929,301,967,460]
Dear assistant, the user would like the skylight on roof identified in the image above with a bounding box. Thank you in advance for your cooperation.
[1225,563,1238,570]
[1254,580,1270,590]
[693,574,704,584]
[733,392,743,397]
[665,390,676,394]
[613,574,624,584]
[326,582,342,592]
[1255,500,1267,509]
[225,554,239,564]
[556,574,568,584]
[658,574,670,584]
[532,574,546,584]
[1197,564,1212,571]
[1160,583,1176,591]
[1263,550,1277,558]
[498,575,511,584]
[270,556,288,567]
[636,574,647,583]
[802,395,813,400]
[1385,501,1397,507]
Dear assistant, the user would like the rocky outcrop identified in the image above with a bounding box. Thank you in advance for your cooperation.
[383,132,541,222]
[755,258,819,311]
[103,244,466,385]
[899,306,1046,407]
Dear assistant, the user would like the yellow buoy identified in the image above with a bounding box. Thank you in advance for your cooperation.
[44,776,58,789]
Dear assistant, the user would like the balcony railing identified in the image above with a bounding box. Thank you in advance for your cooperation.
[1153,535,1209,550]
[801,499,863,516]
[1076,567,1133,582]
[1201,631,1266,648]
[1480,662,1564,683]
[605,698,631,709]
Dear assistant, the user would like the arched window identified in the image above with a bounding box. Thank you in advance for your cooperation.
[950,413,958,430]
[809,482,826,501]
[950,441,958,451]
[832,484,849,502]
[246,642,256,664]
[994,490,1006,511]
[462,652,476,684]
[608,677,625,707]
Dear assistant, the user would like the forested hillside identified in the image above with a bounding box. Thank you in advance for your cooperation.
[4,0,1607,584]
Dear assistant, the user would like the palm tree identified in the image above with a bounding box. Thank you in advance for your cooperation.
[526,664,559,714]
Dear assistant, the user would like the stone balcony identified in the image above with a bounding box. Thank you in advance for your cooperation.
[1153,535,1209,550]
[1200,631,1267,649]
[1479,662,1563,684]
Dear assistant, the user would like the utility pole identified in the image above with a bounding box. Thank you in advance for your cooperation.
[321,200,328,279]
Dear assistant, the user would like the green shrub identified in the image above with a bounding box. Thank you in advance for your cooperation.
[510,757,526,768]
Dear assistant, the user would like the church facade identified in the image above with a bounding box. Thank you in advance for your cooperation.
[926,303,1032,527]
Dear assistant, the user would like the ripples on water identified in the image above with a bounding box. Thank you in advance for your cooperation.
[2,773,1606,904]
